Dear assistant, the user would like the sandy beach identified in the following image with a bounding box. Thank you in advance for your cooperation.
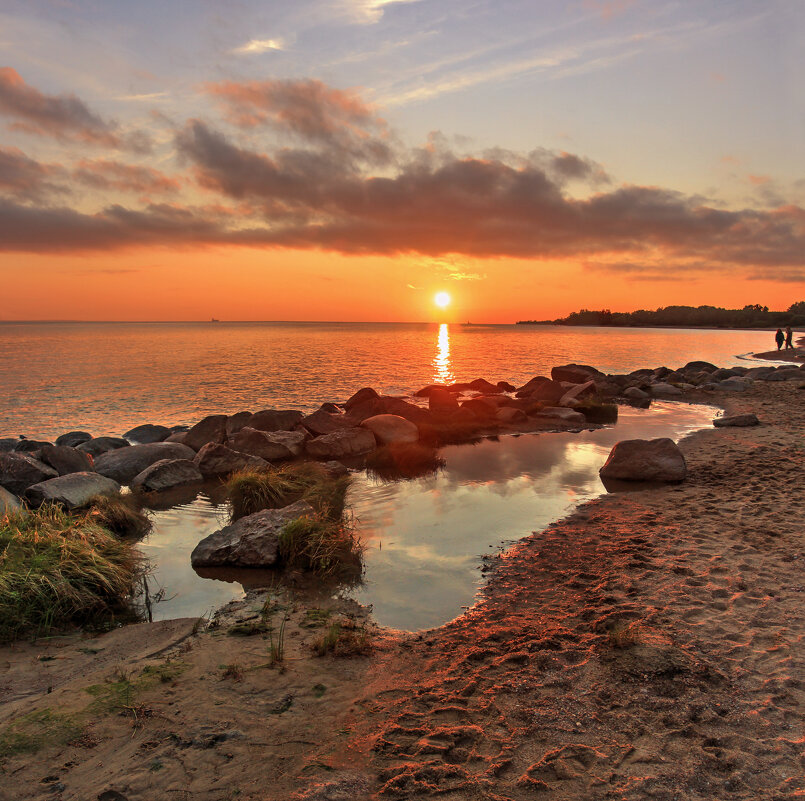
[1,379,803,801]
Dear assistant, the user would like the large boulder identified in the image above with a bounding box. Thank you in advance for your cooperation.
[718,377,752,392]
[344,387,380,411]
[713,413,760,428]
[623,386,649,400]
[683,361,717,373]
[551,364,604,384]
[306,428,376,460]
[40,445,94,476]
[599,438,687,482]
[55,431,92,448]
[0,452,58,495]
[534,407,586,425]
[25,472,121,510]
[94,442,196,484]
[460,397,499,420]
[225,411,253,436]
[77,437,130,456]
[193,443,269,477]
[228,428,307,461]
[0,438,20,453]
[123,424,171,444]
[343,397,387,423]
[300,409,356,436]
[0,486,23,516]
[246,409,304,433]
[650,383,683,398]
[496,407,527,423]
[360,414,419,445]
[468,378,501,393]
[559,380,597,406]
[521,379,566,404]
[428,388,460,415]
[130,459,204,492]
[13,440,51,456]
[380,398,432,425]
[190,500,314,568]
[183,414,228,451]
[414,384,452,398]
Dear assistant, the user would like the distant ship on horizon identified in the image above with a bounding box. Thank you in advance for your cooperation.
[210,317,220,323]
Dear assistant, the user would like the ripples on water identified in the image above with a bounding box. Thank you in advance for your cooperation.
[0,321,776,439]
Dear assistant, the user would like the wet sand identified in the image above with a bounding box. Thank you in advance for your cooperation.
[1,380,804,800]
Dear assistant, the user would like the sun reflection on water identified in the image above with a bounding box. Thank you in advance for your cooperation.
[432,323,455,384]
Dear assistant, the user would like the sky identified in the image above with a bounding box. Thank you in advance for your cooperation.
[0,0,803,322]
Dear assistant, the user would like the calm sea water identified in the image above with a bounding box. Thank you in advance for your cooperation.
[0,321,780,439]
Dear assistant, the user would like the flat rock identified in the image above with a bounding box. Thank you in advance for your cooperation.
[306,428,376,460]
[718,376,752,392]
[683,361,717,373]
[360,414,419,445]
[228,428,307,461]
[300,409,355,436]
[77,437,130,456]
[123,424,171,444]
[55,431,92,448]
[559,380,597,406]
[94,442,196,484]
[40,445,94,476]
[551,364,604,384]
[193,443,269,477]
[131,459,204,492]
[25,472,121,510]
[225,411,253,436]
[0,452,59,495]
[534,407,586,425]
[497,406,527,423]
[623,386,649,400]
[183,414,228,451]
[599,438,687,482]
[650,383,683,397]
[190,500,314,568]
[246,409,304,433]
[520,379,566,404]
[0,485,23,515]
[713,413,760,428]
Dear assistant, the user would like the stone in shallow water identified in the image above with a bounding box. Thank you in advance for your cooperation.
[193,443,268,477]
[0,452,58,495]
[94,442,196,484]
[228,428,307,461]
[25,472,121,510]
[130,458,204,492]
[183,415,228,451]
[713,413,760,428]
[77,437,130,456]
[40,445,94,476]
[599,437,687,482]
[360,414,419,445]
[190,500,314,568]
[306,428,376,460]
[123,424,171,444]
[55,431,92,448]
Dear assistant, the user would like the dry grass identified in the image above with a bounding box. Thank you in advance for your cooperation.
[278,513,363,576]
[226,463,350,520]
[86,493,152,538]
[312,620,372,657]
[0,506,147,642]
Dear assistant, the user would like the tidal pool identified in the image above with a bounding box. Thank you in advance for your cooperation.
[138,401,717,630]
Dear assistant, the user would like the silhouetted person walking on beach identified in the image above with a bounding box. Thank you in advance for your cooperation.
[785,326,793,349]
[775,329,785,350]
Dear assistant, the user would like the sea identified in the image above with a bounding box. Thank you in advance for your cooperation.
[0,322,784,631]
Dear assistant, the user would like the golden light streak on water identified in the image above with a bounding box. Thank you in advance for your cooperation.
[432,323,455,384]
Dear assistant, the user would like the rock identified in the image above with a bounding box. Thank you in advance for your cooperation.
[414,384,450,398]
[0,438,20,453]
[0,452,58,495]
[55,431,92,448]
[190,501,314,568]
[344,387,380,411]
[468,378,500,393]
[551,364,604,384]
[744,367,776,380]
[574,402,618,423]
[594,379,620,398]
[683,361,717,373]
[228,428,307,461]
[94,442,196,484]
[25,472,121,510]
[460,397,499,420]
[0,485,23,515]
[225,411,253,436]
[496,407,527,423]
[300,409,355,436]
[713,413,760,428]
[534,407,586,425]
[246,409,304,433]
[77,437,130,456]
[183,414,228,451]
[360,414,419,445]
[718,377,751,392]
[130,459,204,492]
[13,439,51,456]
[650,383,683,397]
[623,386,649,400]
[519,379,566,404]
[599,438,687,482]
[428,388,460,415]
[306,428,376,460]
[380,398,432,425]
[193,443,269,477]
[559,380,597,406]
[319,402,342,413]
[163,431,189,444]
[774,367,803,380]
[497,381,516,392]
[343,397,387,423]
[40,445,94,476]
[321,461,349,478]
[123,424,171,444]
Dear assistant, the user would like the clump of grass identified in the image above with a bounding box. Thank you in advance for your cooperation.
[278,513,363,576]
[607,622,642,649]
[227,620,270,637]
[0,708,84,759]
[365,443,445,480]
[87,494,151,538]
[221,663,244,681]
[300,608,331,628]
[0,507,148,642]
[227,463,350,520]
[268,616,287,665]
[313,621,371,657]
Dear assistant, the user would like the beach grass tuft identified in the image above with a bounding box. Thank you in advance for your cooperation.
[86,493,152,538]
[0,506,147,642]
[278,513,363,576]
[312,620,371,657]
[227,463,350,520]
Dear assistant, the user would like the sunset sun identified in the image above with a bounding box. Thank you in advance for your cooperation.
[435,292,451,309]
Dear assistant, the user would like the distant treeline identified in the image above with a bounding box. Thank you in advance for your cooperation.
[518,302,805,328]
